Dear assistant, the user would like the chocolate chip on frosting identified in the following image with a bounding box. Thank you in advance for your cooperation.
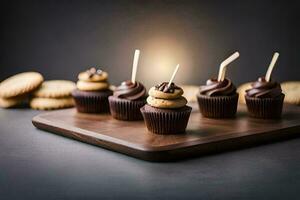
[78,68,108,83]
[155,82,181,93]
[149,86,183,100]
[87,67,103,78]
[147,82,187,109]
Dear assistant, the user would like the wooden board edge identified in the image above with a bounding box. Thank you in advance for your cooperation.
[32,115,164,161]
[32,114,300,162]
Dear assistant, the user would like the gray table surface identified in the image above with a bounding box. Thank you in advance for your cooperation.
[0,108,300,200]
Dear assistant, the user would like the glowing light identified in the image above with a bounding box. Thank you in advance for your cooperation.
[139,35,193,87]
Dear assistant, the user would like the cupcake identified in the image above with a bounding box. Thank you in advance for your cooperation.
[140,82,192,134]
[108,80,147,120]
[72,67,113,113]
[197,52,240,118]
[197,78,238,118]
[245,77,284,119]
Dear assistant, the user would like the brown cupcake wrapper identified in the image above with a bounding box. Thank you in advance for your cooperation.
[245,94,285,119]
[140,105,192,135]
[108,96,146,121]
[72,90,112,113]
[197,93,238,118]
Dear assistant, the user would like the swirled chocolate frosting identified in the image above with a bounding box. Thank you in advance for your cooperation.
[246,77,282,98]
[155,82,181,93]
[113,80,146,100]
[199,78,236,96]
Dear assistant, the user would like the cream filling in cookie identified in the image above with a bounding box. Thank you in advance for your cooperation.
[148,87,183,99]
[33,80,76,98]
[147,96,187,109]
[0,95,28,108]
[30,97,74,110]
[77,80,109,91]
[281,81,300,105]
[78,71,108,82]
[237,82,252,104]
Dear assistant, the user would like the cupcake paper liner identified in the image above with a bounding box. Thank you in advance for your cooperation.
[197,93,238,118]
[108,96,146,121]
[245,94,285,119]
[140,105,192,135]
[72,89,112,113]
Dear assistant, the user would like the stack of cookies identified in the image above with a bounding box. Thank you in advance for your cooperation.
[281,81,300,106]
[237,82,252,104]
[30,80,76,110]
[0,72,44,108]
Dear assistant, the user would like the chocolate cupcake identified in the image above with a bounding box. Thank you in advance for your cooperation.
[245,77,284,119]
[109,81,147,120]
[197,78,238,118]
[72,67,112,113]
[140,82,192,134]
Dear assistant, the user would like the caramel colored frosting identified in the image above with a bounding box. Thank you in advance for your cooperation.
[76,67,109,91]
[199,78,236,96]
[246,77,282,98]
[113,80,146,100]
[147,82,187,109]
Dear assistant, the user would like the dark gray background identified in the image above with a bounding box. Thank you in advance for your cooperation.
[0,0,299,88]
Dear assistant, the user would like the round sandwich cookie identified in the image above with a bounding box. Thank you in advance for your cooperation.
[148,86,183,99]
[76,80,109,91]
[72,67,113,113]
[0,95,28,108]
[146,94,187,109]
[0,72,43,98]
[281,81,300,105]
[30,97,74,110]
[33,80,76,98]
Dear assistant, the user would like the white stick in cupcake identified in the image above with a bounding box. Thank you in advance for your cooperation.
[131,49,140,83]
[217,52,240,82]
[168,64,180,88]
[265,52,279,82]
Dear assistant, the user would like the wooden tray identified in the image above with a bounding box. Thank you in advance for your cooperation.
[32,104,300,161]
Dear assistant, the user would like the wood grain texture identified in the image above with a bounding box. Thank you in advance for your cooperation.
[32,104,300,161]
